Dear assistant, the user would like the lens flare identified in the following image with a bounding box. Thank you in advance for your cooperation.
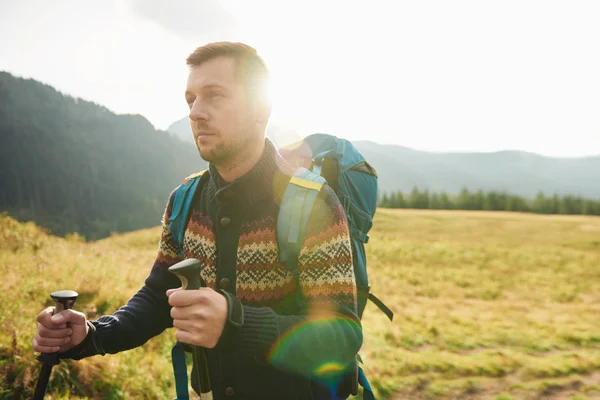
[314,361,346,376]
[268,313,358,378]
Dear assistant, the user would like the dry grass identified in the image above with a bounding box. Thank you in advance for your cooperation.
[362,209,600,399]
[1,209,599,399]
[0,215,173,399]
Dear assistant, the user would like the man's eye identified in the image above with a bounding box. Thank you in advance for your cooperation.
[209,91,223,99]
[186,98,195,106]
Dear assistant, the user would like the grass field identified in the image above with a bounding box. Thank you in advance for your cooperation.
[1,209,599,399]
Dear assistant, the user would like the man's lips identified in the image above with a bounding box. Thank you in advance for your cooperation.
[195,131,215,139]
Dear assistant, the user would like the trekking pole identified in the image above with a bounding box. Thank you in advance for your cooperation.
[33,290,78,400]
[169,259,213,400]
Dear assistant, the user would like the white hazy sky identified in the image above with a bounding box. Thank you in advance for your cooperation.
[1,0,599,157]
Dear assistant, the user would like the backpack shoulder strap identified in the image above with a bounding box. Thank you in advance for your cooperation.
[168,170,207,257]
[171,341,190,400]
[368,292,394,321]
[169,170,206,400]
[277,168,326,276]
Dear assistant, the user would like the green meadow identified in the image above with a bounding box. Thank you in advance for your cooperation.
[1,209,599,399]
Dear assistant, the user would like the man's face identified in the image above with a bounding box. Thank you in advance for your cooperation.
[185,56,260,164]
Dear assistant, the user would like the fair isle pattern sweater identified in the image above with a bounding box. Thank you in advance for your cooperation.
[157,201,357,309]
[62,139,363,400]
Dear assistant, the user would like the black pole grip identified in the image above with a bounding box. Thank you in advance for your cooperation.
[169,258,204,290]
[33,290,78,400]
[168,259,213,399]
[50,290,78,313]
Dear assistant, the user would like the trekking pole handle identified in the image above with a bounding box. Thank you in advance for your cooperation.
[33,290,78,400]
[169,259,213,400]
[51,290,79,314]
[169,259,205,291]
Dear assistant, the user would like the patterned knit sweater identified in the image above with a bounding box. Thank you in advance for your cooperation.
[62,139,363,400]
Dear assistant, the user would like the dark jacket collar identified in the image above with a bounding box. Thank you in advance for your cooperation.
[206,138,295,208]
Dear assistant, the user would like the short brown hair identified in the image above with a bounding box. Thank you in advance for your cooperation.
[186,42,270,103]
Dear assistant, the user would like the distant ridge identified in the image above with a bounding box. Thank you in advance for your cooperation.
[169,118,600,199]
[1,70,597,240]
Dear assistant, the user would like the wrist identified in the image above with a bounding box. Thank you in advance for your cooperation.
[218,289,244,328]
[58,321,103,360]
[216,289,244,348]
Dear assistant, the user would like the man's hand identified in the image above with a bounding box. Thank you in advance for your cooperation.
[167,287,228,348]
[32,307,89,353]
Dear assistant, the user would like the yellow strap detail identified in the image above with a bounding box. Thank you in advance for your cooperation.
[289,176,323,191]
[185,170,207,180]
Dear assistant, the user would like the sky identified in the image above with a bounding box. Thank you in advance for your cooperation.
[1,0,599,157]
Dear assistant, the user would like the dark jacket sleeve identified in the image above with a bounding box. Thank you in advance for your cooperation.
[60,190,183,360]
[218,185,363,380]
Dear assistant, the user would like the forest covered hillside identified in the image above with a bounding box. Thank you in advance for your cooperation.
[0,71,204,239]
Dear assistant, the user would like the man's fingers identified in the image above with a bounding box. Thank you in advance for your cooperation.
[168,290,198,307]
[168,288,212,307]
[33,308,88,355]
[37,324,72,338]
[36,307,56,326]
[32,340,61,353]
[37,308,86,329]
[173,318,198,332]
[174,329,202,347]
[174,328,217,349]
[170,306,191,320]
[34,334,71,348]
[50,309,87,326]
[170,305,207,321]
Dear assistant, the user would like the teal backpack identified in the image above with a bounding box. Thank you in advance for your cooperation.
[168,133,393,400]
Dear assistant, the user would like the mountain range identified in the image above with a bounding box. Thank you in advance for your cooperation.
[168,117,600,199]
[0,71,202,238]
[1,71,598,238]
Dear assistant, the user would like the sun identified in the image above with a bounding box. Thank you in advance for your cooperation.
[257,41,360,140]
[266,72,305,129]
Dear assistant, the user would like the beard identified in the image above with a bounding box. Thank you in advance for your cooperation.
[195,126,257,166]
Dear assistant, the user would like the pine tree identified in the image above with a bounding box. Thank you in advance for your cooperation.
[376,186,600,216]
[380,192,390,208]
[457,187,471,210]
[582,199,596,215]
[551,194,561,214]
[430,193,440,209]
[419,189,430,209]
[408,187,421,209]
[439,192,452,210]
[394,191,406,208]
[533,192,551,214]
[484,191,498,211]
[474,190,484,210]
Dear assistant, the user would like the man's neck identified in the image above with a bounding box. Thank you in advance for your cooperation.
[215,137,266,182]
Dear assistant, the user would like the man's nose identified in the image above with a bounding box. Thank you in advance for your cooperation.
[189,100,209,121]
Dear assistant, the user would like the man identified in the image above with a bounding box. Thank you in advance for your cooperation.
[32,42,363,400]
